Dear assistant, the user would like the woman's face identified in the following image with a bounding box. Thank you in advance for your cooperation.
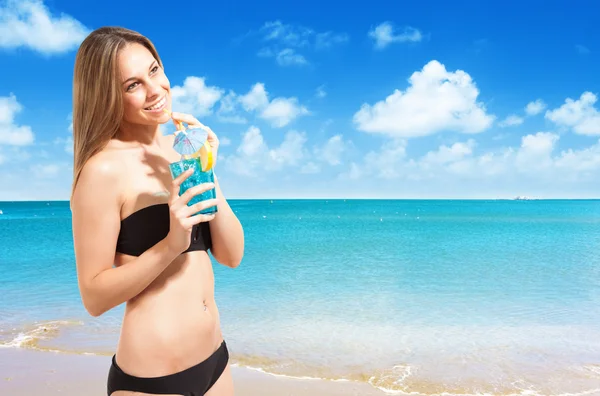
[118,43,171,126]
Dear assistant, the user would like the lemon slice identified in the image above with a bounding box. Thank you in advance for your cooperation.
[198,140,213,171]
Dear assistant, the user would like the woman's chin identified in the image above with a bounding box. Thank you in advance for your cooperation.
[157,114,172,125]
[137,112,170,125]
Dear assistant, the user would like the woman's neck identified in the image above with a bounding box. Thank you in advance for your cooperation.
[116,121,163,147]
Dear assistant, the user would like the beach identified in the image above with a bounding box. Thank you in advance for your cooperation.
[0,348,384,396]
[2,199,600,395]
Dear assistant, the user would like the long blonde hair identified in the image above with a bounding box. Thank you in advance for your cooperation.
[71,26,163,199]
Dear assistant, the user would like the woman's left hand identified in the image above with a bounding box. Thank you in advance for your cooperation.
[171,112,220,169]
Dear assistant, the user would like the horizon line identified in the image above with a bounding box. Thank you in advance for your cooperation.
[1,197,599,203]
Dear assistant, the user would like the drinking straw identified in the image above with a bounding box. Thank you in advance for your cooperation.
[163,109,185,132]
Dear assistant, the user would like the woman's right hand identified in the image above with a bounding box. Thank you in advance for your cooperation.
[165,169,218,255]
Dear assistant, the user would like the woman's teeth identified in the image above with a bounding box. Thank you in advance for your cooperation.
[145,96,166,111]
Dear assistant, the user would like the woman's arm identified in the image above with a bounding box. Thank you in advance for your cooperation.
[166,111,244,268]
[71,156,180,317]
[208,174,244,268]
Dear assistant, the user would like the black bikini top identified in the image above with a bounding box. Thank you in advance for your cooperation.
[116,203,212,257]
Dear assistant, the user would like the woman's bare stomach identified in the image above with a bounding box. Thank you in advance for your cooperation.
[114,251,223,377]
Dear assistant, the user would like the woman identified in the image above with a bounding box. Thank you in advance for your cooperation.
[70,26,244,396]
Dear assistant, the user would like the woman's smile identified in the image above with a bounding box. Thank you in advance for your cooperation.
[144,94,168,112]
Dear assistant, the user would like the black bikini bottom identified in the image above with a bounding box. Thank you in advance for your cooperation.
[107,340,229,395]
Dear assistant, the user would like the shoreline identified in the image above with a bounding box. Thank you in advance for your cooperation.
[3,347,600,396]
[0,348,387,396]
[2,319,600,395]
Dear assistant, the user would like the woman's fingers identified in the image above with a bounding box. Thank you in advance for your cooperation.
[169,168,194,206]
[178,182,215,206]
[186,212,216,226]
[171,112,201,127]
[183,198,219,218]
[171,112,215,135]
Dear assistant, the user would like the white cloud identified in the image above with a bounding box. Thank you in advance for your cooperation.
[315,32,349,49]
[368,22,422,50]
[239,83,269,112]
[519,132,557,154]
[268,130,306,167]
[238,126,266,157]
[576,44,590,54]
[171,76,224,117]
[53,114,73,154]
[177,81,308,128]
[275,48,307,66]
[224,126,350,177]
[54,136,73,154]
[499,115,524,127]
[300,161,320,174]
[555,140,600,172]
[64,136,73,154]
[257,47,275,57]
[343,139,407,180]
[31,163,60,178]
[220,136,232,146]
[216,91,248,124]
[353,60,494,138]
[225,126,308,176]
[315,135,346,165]
[320,119,334,133]
[515,132,559,172]
[259,47,308,66]
[421,140,476,165]
[260,20,313,48]
[238,83,309,128]
[48,114,75,157]
[0,94,34,146]
[261,98,309,128]
[0,0,90,54]
[253,20,348,66]
[545,91,600,136]
[339,132,600,193]
[525,99,546,116]
[259,21,348,50]
[316,85,327,98]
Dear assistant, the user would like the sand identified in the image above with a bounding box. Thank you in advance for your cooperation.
[0,348,386,396]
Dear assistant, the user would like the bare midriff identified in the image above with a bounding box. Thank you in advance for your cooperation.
[113,250,222,377]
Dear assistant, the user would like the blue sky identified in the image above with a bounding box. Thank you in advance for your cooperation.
[0,0,599,200]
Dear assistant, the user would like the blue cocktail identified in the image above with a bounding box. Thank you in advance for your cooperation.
[169,158,217,215]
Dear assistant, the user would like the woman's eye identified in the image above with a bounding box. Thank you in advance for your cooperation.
[127,82,138,91]
[151,66,159,73]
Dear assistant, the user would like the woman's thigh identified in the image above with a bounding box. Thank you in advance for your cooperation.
[204,364,234,396]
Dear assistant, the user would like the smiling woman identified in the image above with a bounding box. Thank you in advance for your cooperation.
[69,26,244,396]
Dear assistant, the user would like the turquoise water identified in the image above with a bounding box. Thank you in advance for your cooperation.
[1,199,600,395]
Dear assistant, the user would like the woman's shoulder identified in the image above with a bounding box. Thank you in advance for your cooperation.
[71,148,125,231]
[75,148,128,204]
[81,148,125,181]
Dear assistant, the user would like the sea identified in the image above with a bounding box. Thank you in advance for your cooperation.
[1,199,599,395]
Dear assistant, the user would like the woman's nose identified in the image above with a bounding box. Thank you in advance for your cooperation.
[147,80,163,98]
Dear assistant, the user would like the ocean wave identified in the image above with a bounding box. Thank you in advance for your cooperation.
[228,355,600,396]
[1,322,599,396]
[0,319,84,351]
